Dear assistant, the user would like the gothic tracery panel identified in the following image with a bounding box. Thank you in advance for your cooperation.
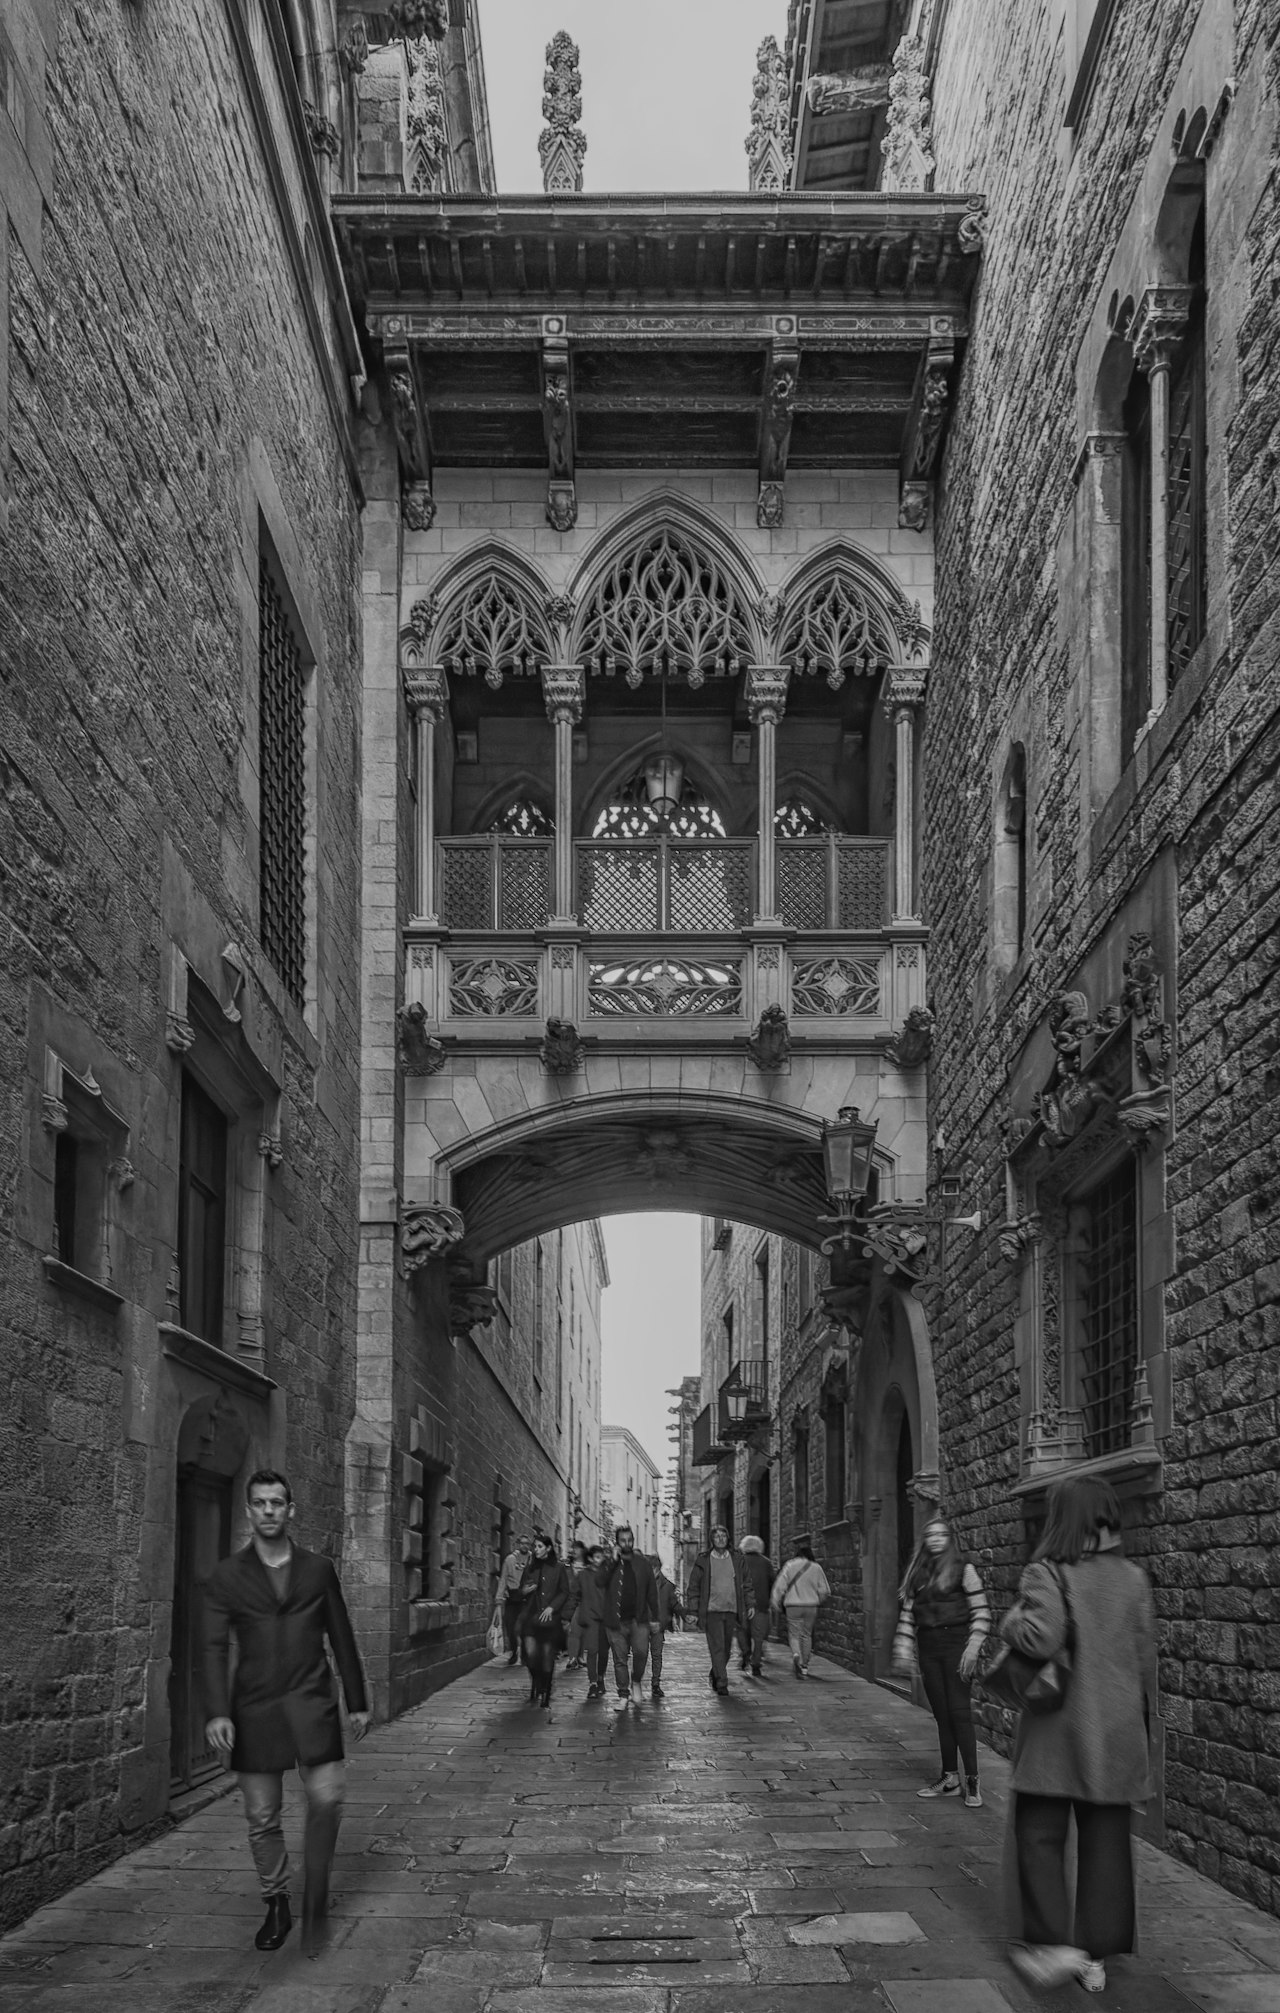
[778,572,896,688]
[434,574,551,687]
[576,527,756,687]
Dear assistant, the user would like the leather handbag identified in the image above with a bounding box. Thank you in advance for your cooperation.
[980,1565,1074,1716]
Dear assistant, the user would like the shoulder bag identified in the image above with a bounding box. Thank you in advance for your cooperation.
[980,1564,1074,1716]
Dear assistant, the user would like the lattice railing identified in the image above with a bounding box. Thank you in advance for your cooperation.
[576,840,754,933]
[586,954,744,1017]
[778,837,890,931]
[438,838,552,931]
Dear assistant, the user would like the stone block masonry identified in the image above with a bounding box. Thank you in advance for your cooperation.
[0,0,363,1928]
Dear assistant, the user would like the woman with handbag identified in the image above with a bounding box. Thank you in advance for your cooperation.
[997,1474,1157,1995]
[891,1516,992,1808]
[516,1533,574,1711]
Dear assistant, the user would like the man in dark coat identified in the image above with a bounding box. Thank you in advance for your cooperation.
[596,1525,659,1709]
[646,1553,683,1700]
[685,1524,752,1694]
[203,1470,368,1956]
[737,1534,775,1675]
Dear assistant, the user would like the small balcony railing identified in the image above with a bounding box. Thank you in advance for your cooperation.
[718,1359,770,1442]
[437,834,890,933]
[691,1402,732,1467]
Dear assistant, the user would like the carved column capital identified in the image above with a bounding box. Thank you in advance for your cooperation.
[884,665,928,714]
[1131,285,1195,373]
[402,665,448,721]
[745,663,790,726]
[541,664,585,726]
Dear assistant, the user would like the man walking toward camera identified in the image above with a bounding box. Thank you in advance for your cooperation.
[597,1525,659,1708]
[203,1470,368,1958]
[686,1524,752,1695]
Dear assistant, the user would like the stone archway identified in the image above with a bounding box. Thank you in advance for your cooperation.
[854,1287,940,1681]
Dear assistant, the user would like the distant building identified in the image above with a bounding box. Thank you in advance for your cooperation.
[601,1426,663,1560]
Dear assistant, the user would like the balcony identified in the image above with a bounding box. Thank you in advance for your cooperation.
[691,1403,732,1468]
[718,1359,770,1443]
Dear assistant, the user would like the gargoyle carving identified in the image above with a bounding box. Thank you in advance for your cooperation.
[887,1004,935,1069]
[400,1202,465,1277]
[397,1002,447,1076]
[540,1018,585,1076]
[746,1004,791,1073]
[449,1281,500,1337]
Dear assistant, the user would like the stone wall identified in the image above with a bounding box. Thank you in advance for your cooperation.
[0,0,364,1927]
[924,0,1280,1908]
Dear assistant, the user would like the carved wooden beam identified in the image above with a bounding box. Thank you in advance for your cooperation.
[385,345,433,525]
[540,318,577,531]
[898,325,954,530]
[758,326,798,528]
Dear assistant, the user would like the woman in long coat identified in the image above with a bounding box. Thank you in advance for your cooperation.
[516,1533,574,1710]
[998,1474,1157,1995]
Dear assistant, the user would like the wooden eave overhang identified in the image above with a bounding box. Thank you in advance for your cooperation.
[333,192,982,479]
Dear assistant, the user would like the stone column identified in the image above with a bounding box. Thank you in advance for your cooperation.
[746,665,790,923]
[403,666,447,925]
[884,666,927,922]
[541,666,585,923]
[1132,286,1193,730]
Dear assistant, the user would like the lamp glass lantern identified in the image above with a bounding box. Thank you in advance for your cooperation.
[642,668,685,821]
[821,1104,878,1209]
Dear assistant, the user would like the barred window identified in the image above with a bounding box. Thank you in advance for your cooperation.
[258,553,308,1007]
[1077,1162,1138,1457]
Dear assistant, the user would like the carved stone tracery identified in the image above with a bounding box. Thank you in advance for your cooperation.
[407,35,448,192]
[577,527,755,688]
[433,575,552,687]
[777,573,897,688]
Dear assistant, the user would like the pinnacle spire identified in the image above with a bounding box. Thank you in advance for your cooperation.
[539,30,587,194]
[746,35,793,193]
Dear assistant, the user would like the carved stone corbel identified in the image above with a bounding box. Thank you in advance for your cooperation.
[220,942,248,1023]
[539,1018,586,1075]
[744,663,790,726]
[397,1001,448,1076]
[886,1004,935,1069]
[400,1200,465,1277]
[257,1132,284,1170]
[758,333,797,527]
[998,1213,1041,1266]
[898,480,929,532]
[541,324,576,531]
[165,1013,196,1055]
[540,666,585,726]
[385,348,430,486]
[302,102,340,158]
[746,1004,791,1072]
[403,480,436,532]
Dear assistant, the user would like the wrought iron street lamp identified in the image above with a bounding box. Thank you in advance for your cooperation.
[819,1105,879,1252]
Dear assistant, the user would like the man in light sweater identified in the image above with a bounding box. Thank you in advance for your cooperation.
[685,1525,752,1695]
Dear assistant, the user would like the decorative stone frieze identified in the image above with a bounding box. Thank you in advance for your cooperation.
[746,37,793,193]
[538,31,586,194]
[881,37,935,192]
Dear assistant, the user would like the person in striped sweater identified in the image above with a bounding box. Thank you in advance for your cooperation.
[892,1516,992,1808]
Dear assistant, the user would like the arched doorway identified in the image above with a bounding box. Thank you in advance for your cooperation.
[854,1288,939,1681]
[168,1395,250,1792]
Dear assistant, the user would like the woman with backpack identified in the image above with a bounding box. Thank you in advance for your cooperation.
[515,1533,574,1711]
[999,1474,1157,1996]
[891,1515,992,1809]
[769,1543,831,1678]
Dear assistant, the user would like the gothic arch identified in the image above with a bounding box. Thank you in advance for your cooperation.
[470,774,556,835]
[567,493,766,680]
[416,545,555,685]
[580,737,730,839]
[774,542,922,678]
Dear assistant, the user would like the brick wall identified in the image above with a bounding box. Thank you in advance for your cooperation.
[923,0,1280,1909]
[0,0,363,1926]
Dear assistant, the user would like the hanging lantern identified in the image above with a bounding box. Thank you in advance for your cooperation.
[821,1105,879,1209]
[643,752,685,819]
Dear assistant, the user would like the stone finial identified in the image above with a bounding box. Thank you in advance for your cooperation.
[407,36,448,192]
[746,35,792,193]
[881,36,935,193]
[538,30,587,193]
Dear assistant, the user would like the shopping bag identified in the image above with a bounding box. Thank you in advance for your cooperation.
[486,1609,505,1658]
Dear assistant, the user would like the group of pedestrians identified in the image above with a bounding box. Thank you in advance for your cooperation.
[200,1466,1157,2000]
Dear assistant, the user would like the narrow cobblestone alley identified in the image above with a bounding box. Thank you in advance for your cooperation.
[2,1637,1279,2013]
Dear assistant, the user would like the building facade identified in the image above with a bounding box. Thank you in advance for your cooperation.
[601,1425,663,1560]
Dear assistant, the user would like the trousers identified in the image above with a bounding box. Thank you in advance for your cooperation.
[705,1610,738,1686]
[916,1623,977,1778]
[649,1624,666,1683]
[238,1761,345,1900]
[784,1602,818,1667]
[1014,1794,1135,1958]
[737,1610,770,1669]
[502,1594,523,1656]
[606,1618,651,1692]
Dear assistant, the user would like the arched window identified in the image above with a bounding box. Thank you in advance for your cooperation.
[434,573,550,688]
[993,742,1028,971]
[774,797,827,837]
[591,767,726,839]
[778,571,895,688]
[577,527,755,687]
[490,799,553,837]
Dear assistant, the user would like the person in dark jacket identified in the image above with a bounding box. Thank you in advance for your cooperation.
[999,1475,1157,1997]
[891,1515,992,1808]
[685,1526,752,1694]
[597,1525,659,1709]
[577,1543,610,1698]
[646,1553,684,1699]
[517,1533,575,1709]
[736,1534,774,1675]
[202,1470,368,1957]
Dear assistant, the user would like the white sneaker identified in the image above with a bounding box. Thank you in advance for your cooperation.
[612,1693,628,1711]
[630,1680,643,1706]
[1080,1959,1106,1992]
[917,1771,960,1798]
[1008,1944,1091,1990]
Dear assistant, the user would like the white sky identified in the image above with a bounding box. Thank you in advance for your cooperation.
[477,0,787,193]
[598,1213,702,1488]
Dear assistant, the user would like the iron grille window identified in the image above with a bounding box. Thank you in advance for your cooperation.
[1078,1162,1138,1457]
[178,1073,228,1345]
[258,553,307,1007]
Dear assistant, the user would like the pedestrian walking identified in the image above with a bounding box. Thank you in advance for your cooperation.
[737,1534,774,1674]
[497,1534,532,1665]
[891,1515,992,1808]
[999,1475,1157,1996]
[646,1553,683,1699]
[563,1541,589,1668]
[597,1525,659,1709]
[769,1542,830,1677]
[578,1542,611,1698]
[516,1533,574,1710]
[686,1525,752,1694]
[201,1471,368,1958]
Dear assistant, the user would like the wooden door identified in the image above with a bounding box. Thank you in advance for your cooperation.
[169,1467,232,1792]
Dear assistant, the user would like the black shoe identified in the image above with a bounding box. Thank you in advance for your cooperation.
[751,1665,763,1676]
[708,1669,717,1690]
[507,1653,519,1666]
[715,1682,730,1695]
[255,1894,292,1951]
[739,1657,749,1671]
[651,1684,664,1699]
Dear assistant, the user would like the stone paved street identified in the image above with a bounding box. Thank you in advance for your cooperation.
[2,1636,1278,2013]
